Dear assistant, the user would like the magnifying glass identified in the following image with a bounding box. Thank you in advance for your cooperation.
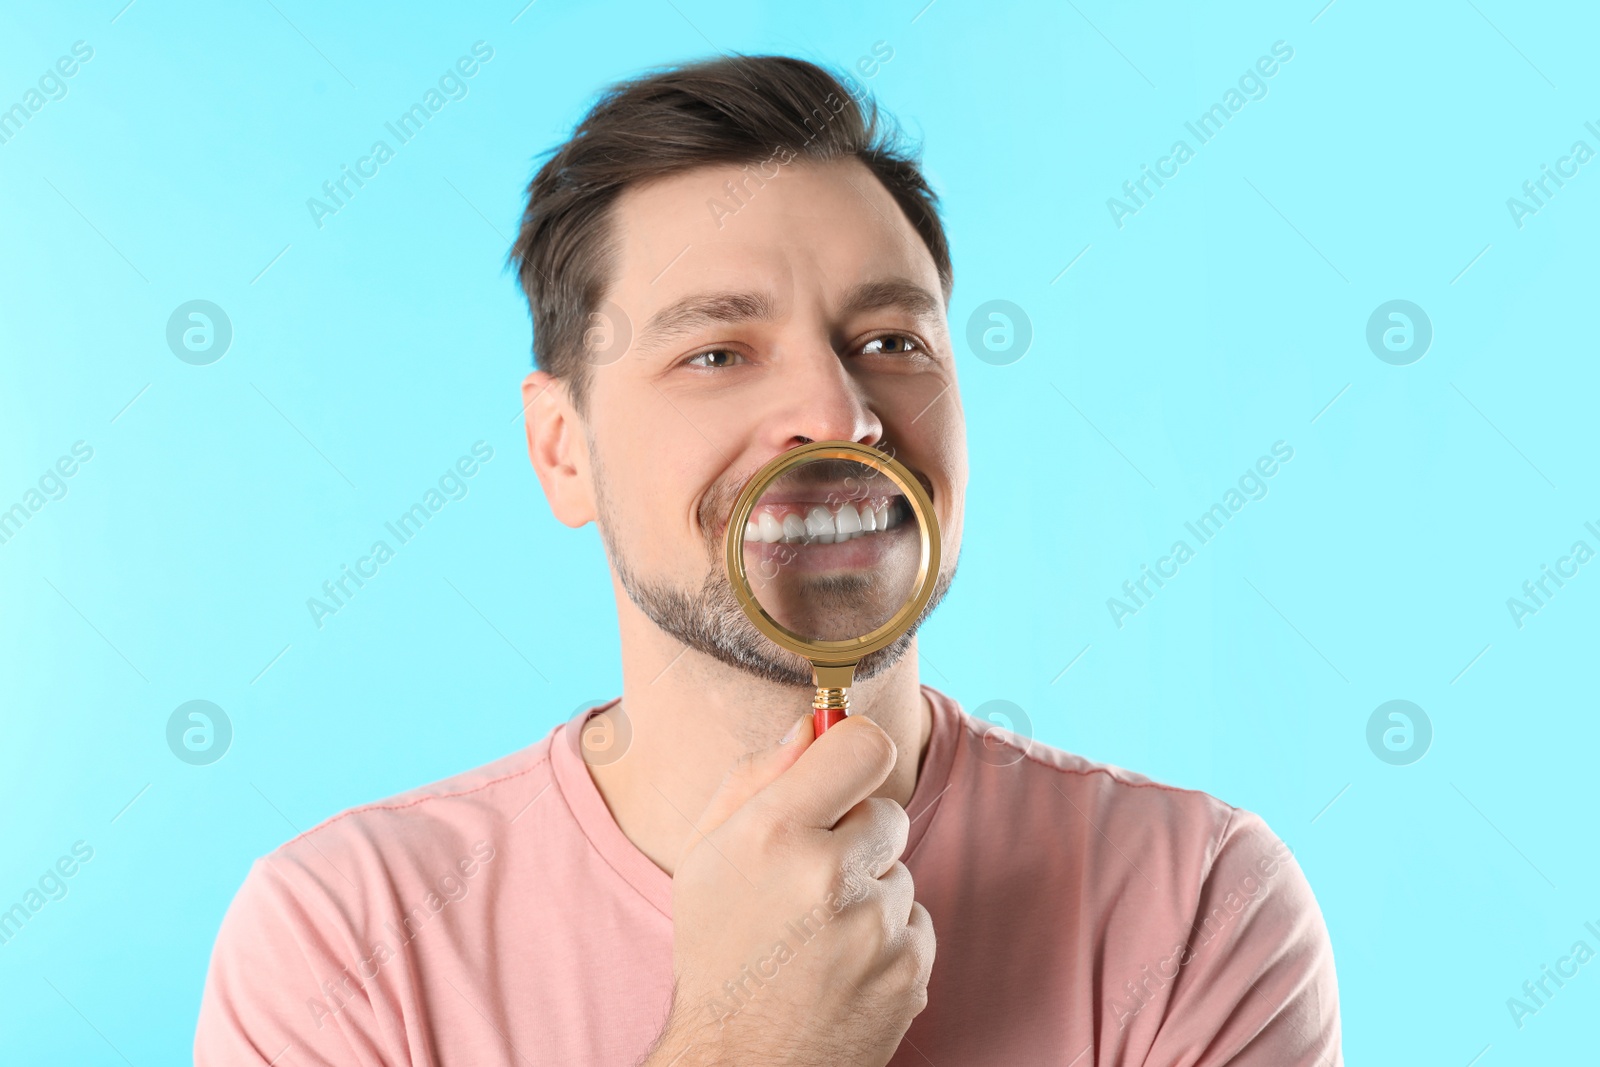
[723,440,942,736]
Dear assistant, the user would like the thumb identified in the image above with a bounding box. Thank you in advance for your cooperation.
[691,712,815,844]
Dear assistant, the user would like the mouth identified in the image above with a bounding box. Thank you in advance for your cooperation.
[741,493,912,545]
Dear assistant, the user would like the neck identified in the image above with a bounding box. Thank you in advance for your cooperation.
[584,576,933,877]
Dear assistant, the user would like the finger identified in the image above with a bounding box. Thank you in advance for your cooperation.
[876,861,915,930]
[689,711,814,849]
[905,900,937,987]
[830,796,909,878]
[758,714,898,831]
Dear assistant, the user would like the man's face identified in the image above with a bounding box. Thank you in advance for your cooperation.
[567,157,966,685]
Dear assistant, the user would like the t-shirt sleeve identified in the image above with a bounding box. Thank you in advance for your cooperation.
[195,855,400,1067]
[1142,809,1343,1066]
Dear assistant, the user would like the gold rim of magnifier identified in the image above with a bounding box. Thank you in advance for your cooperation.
[723,440,941,667]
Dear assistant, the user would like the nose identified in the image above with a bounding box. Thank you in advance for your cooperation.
[764,349,884,451]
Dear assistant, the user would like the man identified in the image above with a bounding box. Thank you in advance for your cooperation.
[196,55,1341,1065]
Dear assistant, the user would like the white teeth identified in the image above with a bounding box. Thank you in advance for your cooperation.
[835,503,862,538]
[805,505,835,543]
[758,511,782,544]
[741,498,906,543]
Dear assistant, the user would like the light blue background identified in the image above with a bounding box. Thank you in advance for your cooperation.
[2,0,1596,1062]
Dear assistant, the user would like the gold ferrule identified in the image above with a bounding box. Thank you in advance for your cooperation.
[813,686,850,713]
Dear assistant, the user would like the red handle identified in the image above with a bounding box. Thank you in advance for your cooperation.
[814,707,847,736]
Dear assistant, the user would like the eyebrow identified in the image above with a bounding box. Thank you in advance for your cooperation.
[836,278,944,324]
[636,290,779,355]
[633,278,945,356]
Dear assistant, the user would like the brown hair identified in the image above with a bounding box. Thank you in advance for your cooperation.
[507,53,953,411]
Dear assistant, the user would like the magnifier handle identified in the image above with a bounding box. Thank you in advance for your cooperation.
[812,671,852,736]
[813,707,847,736]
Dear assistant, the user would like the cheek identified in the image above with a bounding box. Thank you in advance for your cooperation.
[886,422,966,566]
[594,409,726,576]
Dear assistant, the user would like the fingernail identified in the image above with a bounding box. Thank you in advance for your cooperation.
[779,714,806,744]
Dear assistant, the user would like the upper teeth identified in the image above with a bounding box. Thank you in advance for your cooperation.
[743,500,900,544]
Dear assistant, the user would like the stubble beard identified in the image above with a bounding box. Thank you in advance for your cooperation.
[591,449,954,689]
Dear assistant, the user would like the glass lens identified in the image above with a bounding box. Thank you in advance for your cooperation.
[738,455,924,644]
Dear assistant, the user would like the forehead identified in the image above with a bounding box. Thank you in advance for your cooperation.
[604,157,942,316]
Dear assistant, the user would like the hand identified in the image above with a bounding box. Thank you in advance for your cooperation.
[641,713,936,1066]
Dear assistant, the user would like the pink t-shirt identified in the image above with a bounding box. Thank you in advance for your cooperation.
[195,685,1341,1065]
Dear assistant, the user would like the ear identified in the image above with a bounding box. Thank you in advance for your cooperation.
[522,370,596,528]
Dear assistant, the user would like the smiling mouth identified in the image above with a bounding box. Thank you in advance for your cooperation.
[742,494,911,544]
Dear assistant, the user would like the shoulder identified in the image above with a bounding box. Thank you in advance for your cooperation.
[922,686,1315,935]
[919,688,1340,1059]
[927,686,1243,875]
[198,729,568,1061]
[253,727,562,912]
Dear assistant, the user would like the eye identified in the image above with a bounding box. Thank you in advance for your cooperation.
[860,334,922,357]
[684,348,746,369]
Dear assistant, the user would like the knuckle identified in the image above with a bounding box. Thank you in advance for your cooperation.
[862,799,908,864]
[837,844,883,900]
[900,945,926,984]
[887,859,913,891]
[887,939,927,991]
